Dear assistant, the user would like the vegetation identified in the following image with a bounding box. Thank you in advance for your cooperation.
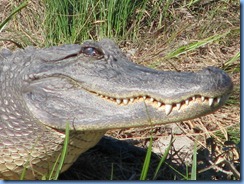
[0,0,240,180]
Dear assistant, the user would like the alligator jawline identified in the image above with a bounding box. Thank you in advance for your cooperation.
[89,91,226,116]
[33,75,226,116]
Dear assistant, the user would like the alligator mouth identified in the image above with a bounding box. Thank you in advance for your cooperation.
[29,75,229,116]
[91,91,227,116]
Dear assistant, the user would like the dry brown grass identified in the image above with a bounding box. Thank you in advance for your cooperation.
[0,0,44,48]
[0,0,240,180]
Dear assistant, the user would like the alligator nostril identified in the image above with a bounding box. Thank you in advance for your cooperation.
[201,66,223,75]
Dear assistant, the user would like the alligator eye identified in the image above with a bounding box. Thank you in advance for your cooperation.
[82,47,103,58]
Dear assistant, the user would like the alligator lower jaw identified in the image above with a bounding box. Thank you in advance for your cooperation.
[91,92,228,116]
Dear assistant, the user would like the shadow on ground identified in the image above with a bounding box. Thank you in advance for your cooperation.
[59,136,239,180]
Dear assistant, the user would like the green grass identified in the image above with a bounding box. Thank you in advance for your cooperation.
[48,123,70,180]
[139,134,199,180]
[140,103,198,180]
[190,142,197,180]
[214,124,240,145]
[140,135,153,180]
[42,0,176,46]
[43,0,146,45]
[152,135,174,180]
[224,51,240,73]
[164,31,231,60]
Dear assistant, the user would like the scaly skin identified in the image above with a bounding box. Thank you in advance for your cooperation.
[0,39,233,179]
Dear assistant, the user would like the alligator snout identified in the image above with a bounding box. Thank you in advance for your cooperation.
[196,66,233,97]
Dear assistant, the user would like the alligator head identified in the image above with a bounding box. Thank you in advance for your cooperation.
[18,39,233,131]
[0,39,233,179]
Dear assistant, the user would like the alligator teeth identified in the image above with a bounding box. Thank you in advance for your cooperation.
[104,55,109,60]
[96,93,223,113]
[123,99,129,105]
[176,103,181,111]
[185,99,189,105]
[116,99,122,104]
[217,97,221,104]
[130,98,135,103]
[165,104,173,115]
[157,102,162,107]
[209,98,214,106]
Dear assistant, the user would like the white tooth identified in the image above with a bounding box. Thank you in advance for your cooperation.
[217,97,221,104]
[105,96,108,99]
[143,96,147,100]
[150,98,154,102]
[157,102,162,107]
[123,99,129,105]
[104,55,109,60]
[100,95,104,98]
[185,99,189,105]
[165,104,173,115]
[201,96,205,102]
[192,96,196,101]
[110,97,115,101]
[116,99,122,104]
[130,98,135,103]
[176,103,181,111]
[209,98,214,106]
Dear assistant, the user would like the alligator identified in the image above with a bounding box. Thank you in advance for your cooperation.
[0,39,233,180]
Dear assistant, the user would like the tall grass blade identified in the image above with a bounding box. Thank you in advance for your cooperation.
[190,141,197,180]
[0,1,28,32]
[165,31,231,59]
[52,123,70,180]
[224,51,240,67]
[48,153,61,180]
[139,101,154,180]
[153,135,174,180]
[140,136,153,180]
[110,163,114,180]
[165,162,188,179]
[20,165,27,180]
[43,0,159,45]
